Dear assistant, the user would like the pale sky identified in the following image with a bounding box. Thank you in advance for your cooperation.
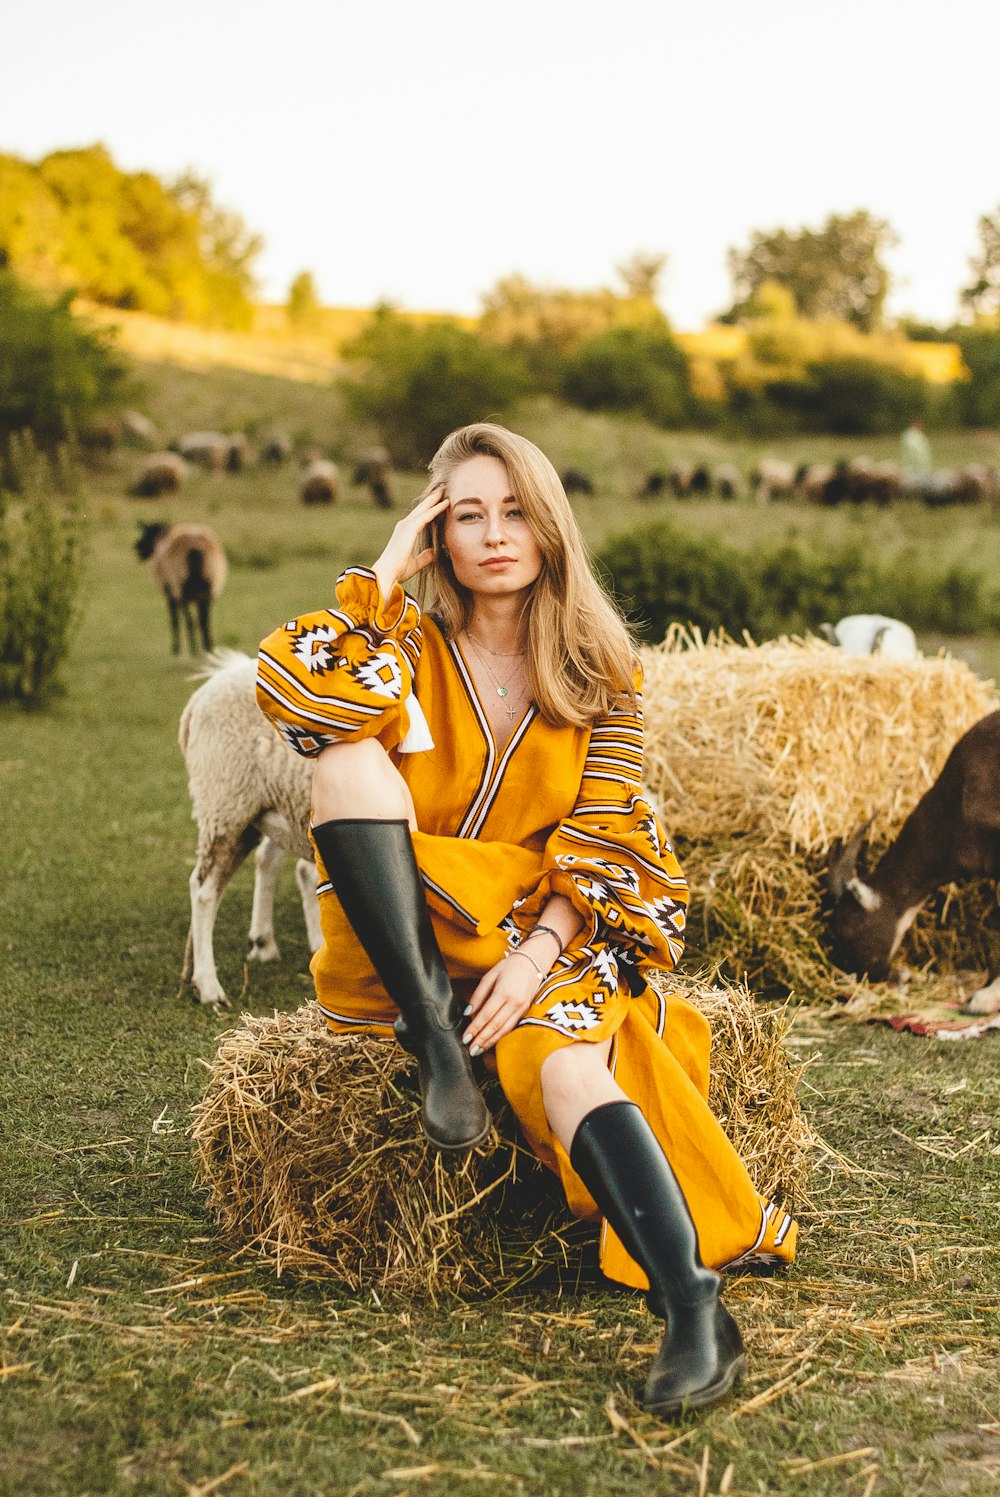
[3,0,997,329]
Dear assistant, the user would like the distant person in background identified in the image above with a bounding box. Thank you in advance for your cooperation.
[900,422,932,483]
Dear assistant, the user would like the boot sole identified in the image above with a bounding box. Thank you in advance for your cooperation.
[642,1354,746,1418]
[423,1114,492,1154]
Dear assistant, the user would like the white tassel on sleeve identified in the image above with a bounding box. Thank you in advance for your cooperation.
[398,694,435,753]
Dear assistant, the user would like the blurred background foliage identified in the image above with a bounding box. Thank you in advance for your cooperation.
[1,142,999,460]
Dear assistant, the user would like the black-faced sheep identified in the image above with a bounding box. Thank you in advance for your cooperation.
[129,452,189,498]
[178,652,320,1006]
[639,471,669,499]
[300,458,340,505]
[135,522,228,655]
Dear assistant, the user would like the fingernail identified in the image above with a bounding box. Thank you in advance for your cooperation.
[463,1003,473,1016]
[469,1044,483,1058]
[462,1031,472,1045]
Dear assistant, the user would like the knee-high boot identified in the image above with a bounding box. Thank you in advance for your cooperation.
[311,818,491,1152]
[570,1100,745,1415]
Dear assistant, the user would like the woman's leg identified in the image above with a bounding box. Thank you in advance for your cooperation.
[309,739,489,1152]
[541,1039,744,1417]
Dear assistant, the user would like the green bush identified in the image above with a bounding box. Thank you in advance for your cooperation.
[759,358,930,435]
[0,436,86,705]
[595,520,1000,644]
[0,270,130,463]
[339,308,532,468]
[560,326,695,426]
[953,326,1000,427]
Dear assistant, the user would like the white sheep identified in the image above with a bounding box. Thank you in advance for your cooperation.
[129,451,188,498]
[751,458,797,503]
[135,522,228,655]
[176,432,231,471]
[178,651,321,1006]
[300,457,340,505]
[820,614,919,661]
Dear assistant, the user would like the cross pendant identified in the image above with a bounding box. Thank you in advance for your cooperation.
[505,702,517,720]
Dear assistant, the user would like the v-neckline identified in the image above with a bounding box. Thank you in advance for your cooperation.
[451,637,534,756]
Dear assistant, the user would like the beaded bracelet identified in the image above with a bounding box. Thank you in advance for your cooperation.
[523,923,564,953]
[505,948,545,984]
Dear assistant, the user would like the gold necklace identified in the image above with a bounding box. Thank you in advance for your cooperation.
[465,634,528,719]
[465,627,526,660]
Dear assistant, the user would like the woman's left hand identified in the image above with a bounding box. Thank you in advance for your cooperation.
[462,953,542,1054]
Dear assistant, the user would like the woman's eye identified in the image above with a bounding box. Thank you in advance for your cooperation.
[458,512,481,522]
[505,508,523,520]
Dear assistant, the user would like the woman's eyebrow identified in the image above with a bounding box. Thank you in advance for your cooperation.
[451,494,518,506]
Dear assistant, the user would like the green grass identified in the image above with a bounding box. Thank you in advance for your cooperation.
[2,365,999,1494]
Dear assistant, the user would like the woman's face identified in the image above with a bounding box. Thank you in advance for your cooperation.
[442,455,544,600]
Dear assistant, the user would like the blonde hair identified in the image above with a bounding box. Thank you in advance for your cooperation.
[414,423,636,728]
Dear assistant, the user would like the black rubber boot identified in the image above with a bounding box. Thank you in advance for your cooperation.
[311,818,491,1153]
[570,1100,745,1416]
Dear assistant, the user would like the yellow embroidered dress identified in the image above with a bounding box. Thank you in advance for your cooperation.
[257,567,798,1287]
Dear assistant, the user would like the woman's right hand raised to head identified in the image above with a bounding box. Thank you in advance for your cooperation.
[372,485,450,600]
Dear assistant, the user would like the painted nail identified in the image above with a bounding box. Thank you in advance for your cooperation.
[469,1045,484,1058]
[462,1031,472,1046]
[463,1004,473,1016]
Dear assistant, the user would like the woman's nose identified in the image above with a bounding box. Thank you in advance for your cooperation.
[484,514,508,544]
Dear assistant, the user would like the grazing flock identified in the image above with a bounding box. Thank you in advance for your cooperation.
[108,410,997,1011]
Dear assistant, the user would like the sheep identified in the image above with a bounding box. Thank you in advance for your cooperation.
[796,463,834,503]
[712,464,744,501]
[818,614,919,661]
[121,410,159,447]
[261,434,292,465]
[178,652,320,1006]
[826,709,1000,1015]
[225,434,250,472]
[922,466,993,508]
[129,452,188,498]
[751,459,796,503]
[352,447,394,510]
[300,458,340,505]
[561,467,594,496]
[175,432,231,471]
[689,464,711,494]
[668,464,694,497]
[639,471,669,499]
[135,522,227,655]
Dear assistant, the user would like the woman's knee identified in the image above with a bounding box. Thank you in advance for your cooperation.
[311,738,413,823]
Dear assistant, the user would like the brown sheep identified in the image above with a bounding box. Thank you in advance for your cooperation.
[135,522,228,655]
[352,446,394,509]
[129,452,189,498]
[300,458,340,505]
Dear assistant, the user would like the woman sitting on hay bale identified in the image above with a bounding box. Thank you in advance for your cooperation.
[255,423,797,1417]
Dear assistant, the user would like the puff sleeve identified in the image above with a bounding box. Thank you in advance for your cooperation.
[508,671,688,976]
[256,567,423,757]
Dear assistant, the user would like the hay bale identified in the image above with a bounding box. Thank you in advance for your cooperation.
[638,631,999,1003]
[640,629,997,852]
[191,982,813,1296]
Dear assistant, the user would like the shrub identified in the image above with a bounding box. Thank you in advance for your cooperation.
[953,326,1000,427]
[595,521,1000,644]
[560,326,695,427]
[0,270,130,465]
[0,435,86,705]
[339,308,532,468]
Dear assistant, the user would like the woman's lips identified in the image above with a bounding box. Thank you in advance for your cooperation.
[480,557,515,568]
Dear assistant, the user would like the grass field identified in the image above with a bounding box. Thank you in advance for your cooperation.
[2,365,999,1495]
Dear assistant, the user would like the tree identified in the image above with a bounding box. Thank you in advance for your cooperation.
[726,211,897,332]
[339,307,531,468]
[0,269,130,456]
[287,270,320,327]
[960,206,1000,321]
[616,252,668,302]
[560,326,694,427]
